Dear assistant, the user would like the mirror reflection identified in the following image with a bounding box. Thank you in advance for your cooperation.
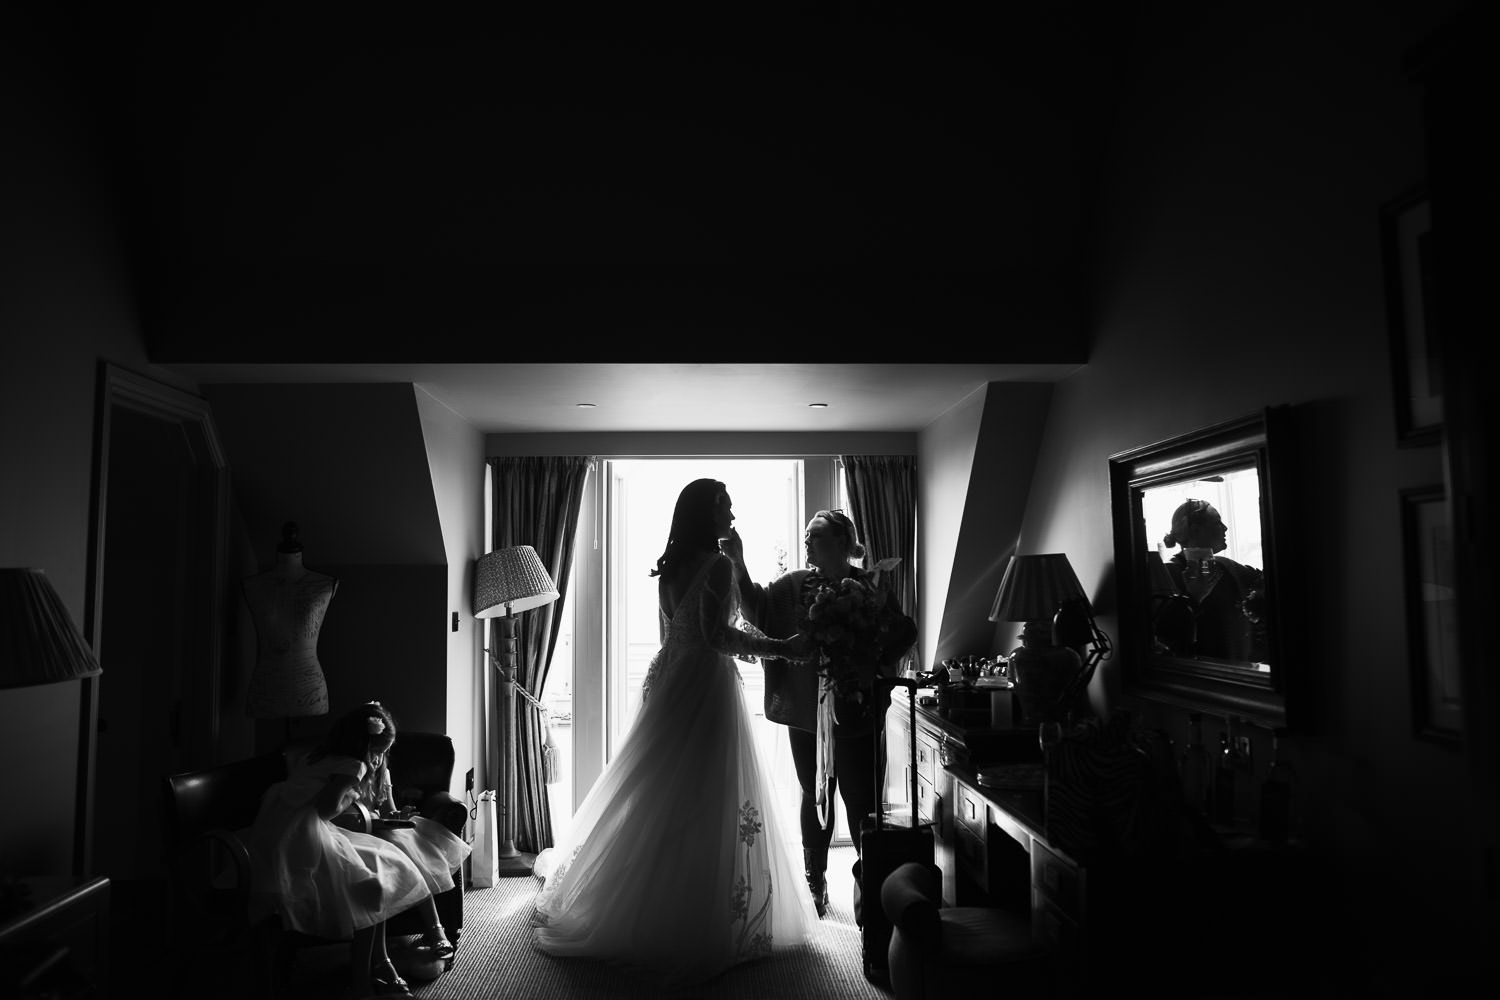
[1140,465,1270,670]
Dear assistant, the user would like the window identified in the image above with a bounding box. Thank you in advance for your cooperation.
[540,456,851,846]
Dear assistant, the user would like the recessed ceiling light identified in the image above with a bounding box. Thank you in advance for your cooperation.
[808,402,829,409]
[576,402,597,408]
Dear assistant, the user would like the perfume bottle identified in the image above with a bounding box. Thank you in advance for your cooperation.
[1258,728,1295,843]
[1179,712,1209,815]
[1210,728,1237,824]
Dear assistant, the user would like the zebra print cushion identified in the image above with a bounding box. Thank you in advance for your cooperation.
[1044,711,1170,858]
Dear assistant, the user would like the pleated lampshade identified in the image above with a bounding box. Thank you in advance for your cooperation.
[473,545,559,619]
[988,553,1088,624]
[0,568,103,689]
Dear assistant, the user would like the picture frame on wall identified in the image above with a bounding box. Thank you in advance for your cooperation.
[1380,186,1441,446]
[1399,484,1462,746]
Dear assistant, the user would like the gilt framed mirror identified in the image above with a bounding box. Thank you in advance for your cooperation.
[1109,407,1298,729]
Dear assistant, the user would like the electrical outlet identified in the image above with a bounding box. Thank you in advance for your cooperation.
[465,767,475,791]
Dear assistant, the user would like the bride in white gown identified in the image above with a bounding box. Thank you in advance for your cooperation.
[532,478,820,986]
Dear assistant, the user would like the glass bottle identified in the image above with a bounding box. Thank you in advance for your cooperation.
[1179,712,1209,814]
[1258,728,1295,843]
[1210,728,1237,824]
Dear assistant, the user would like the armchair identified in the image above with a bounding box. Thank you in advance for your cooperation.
[161,733,467,998]
[880,861,1052,1000]
[162,749,347,999]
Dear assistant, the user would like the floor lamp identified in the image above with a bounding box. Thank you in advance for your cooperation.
[474,544,559,877]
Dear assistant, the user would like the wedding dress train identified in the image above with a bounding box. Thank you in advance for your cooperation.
[531,553,818,985]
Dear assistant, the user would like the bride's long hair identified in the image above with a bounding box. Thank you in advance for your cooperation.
[650,478,727,582]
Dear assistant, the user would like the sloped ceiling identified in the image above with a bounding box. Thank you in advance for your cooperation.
[73,3,1136,365]
[204,382,445,567]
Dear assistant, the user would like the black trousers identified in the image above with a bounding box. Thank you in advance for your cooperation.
[789,725,882,922]
[787,725,882,860]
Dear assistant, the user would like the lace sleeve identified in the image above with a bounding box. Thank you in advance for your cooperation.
[699,555,793,660]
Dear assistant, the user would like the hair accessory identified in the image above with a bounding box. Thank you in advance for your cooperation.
[367,717,386,735]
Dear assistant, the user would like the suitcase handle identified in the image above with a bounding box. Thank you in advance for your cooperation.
[871,675,919,831]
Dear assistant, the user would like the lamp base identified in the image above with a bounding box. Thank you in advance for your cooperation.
[1012,637,1083,725]
[495,851,537,877]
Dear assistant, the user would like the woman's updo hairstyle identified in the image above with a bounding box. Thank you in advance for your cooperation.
[1162,499,1213,549]
[815,509,866,561]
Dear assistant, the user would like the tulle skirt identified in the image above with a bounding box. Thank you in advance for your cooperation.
[531,641,818,986]
[250,800,430,939]
[375,816,471,895]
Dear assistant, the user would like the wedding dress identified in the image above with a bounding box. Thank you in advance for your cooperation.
[532,553,819,985]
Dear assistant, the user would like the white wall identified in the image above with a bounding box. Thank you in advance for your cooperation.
[415,386,487,796]
[0,10,195,874]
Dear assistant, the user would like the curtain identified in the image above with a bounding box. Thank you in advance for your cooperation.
[487,455,592,853]
[842,454,920,673]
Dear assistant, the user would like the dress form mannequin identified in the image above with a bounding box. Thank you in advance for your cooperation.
[244,522,338,718]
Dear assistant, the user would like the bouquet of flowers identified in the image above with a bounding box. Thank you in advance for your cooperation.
[797,557,905,705]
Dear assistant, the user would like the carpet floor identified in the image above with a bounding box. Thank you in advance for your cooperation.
[277,845,892,1000]
[412,845,891,1000]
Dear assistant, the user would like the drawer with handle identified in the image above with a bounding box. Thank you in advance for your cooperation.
[955,780,987,840]
[914,772,935,825]
[914,733,937,784]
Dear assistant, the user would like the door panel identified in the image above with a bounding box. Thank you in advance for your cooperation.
[81,364,227,878]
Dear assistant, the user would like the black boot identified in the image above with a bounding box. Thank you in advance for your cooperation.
[803,847,829,918]
[851,856,863,927]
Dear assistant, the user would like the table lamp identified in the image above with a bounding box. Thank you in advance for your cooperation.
[473,544,559,876]
[1,568,103,920]
[989,554,1108,724]
[1148,550,1196,656]
[0,568,102,689]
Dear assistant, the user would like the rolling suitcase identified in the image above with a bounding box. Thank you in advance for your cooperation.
[858,675,935,982]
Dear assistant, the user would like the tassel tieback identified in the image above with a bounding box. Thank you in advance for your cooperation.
[515,682,563,787]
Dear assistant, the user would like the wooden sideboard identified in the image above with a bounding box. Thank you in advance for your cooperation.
[885,693,1152,995]
[0,876,110,1000]
[883,690,1322,994]
[883,689,1093,976]
[883,688,1046,899]
[881,690,957,902]
[948,766,1093,992]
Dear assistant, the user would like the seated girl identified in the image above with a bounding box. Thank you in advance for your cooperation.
[249,703,435,997]
[354,701,472,959]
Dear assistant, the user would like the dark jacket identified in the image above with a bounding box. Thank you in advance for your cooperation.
[740,566,917,738]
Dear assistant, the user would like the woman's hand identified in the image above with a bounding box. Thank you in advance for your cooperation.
[719,527,745,564]
[783,632,817,661]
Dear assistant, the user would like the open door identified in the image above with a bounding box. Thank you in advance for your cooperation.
[79,363,229,880]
